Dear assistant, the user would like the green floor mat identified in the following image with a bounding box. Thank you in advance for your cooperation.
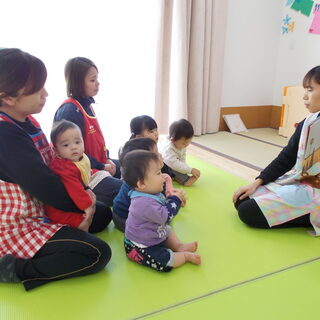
[1,156,319,320]
[149,258,320,320]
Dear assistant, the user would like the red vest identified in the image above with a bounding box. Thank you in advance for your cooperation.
[62,98,107,163]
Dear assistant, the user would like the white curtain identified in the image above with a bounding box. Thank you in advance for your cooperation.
[154,0,228,135]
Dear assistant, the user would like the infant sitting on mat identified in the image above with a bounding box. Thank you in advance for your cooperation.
[161,119,201,187]
[122,150,201,272]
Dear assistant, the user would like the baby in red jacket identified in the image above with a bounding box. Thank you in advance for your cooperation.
[45,120,96,231]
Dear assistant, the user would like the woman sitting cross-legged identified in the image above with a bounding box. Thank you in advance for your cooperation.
[0,48,112,291]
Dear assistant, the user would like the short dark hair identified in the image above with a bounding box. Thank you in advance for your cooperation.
[303,66,320,88]
[65,57,98,98]
[119,137,157,165]
[0,48,47,107]
[51,120,80,146]
[169,119,194,140]
[122,150,159,188]
[130,115,158,139]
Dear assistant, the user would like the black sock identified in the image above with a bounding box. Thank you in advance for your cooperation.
[0,254,20,283]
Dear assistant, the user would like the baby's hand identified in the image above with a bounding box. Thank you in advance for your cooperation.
[78,209,95,232]
[105,159,116,176]
[191,168,201,178]
[84,204,96,217]
[170,189,187,206]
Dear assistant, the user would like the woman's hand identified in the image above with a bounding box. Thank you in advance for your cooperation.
[232,178,263,203]
[104,159,116,176]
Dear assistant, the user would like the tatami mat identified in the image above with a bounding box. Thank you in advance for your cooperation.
[236,128,289,147]
[1,155,319,320]
[192,129,287,170]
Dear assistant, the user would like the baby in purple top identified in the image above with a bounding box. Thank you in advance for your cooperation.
[122,150,201,272]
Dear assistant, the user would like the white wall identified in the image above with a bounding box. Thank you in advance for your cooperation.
[222,0,320,108]
[0,0,158,158]
[273,4,320,105]
[221,0,283,107]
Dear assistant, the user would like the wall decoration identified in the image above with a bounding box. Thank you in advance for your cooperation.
[286,0,296,6]
[281,13,296,34]
[288,21,296,31]
[283,14,292,24]
[291,0,314,17]
[309,3,320,33]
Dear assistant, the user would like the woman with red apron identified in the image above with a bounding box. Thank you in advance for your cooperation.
[0,48,112,291]
[54,57,122,207]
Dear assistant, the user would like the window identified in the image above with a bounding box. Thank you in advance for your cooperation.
[2,0,159,157]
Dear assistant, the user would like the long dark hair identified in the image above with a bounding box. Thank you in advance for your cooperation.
[65,57,98,98]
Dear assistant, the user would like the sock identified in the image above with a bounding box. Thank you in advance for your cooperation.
[0,254,20,283]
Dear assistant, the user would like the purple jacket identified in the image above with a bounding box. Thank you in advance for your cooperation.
[125,191,181,247]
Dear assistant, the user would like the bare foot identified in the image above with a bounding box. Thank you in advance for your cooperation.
[177,241,198,252]
[172,251,202,267]
[185,252,201,265]
[184,176,198,187]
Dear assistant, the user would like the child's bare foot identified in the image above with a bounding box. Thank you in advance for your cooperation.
[184,176,198,187]
[177,241,198,252]
[172,252,202,267]
[185,252,201,265]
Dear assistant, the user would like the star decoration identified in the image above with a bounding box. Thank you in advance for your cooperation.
[283,14,291,25]
[170,202,177,209]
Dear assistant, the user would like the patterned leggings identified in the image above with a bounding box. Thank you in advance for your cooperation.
[124,238,173,272]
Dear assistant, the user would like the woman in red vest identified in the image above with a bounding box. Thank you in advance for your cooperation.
[0,48,112,290]
[54,57,122,207]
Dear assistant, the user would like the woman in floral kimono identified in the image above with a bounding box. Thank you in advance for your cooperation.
[233,66,320,235]
[0,48,112,291]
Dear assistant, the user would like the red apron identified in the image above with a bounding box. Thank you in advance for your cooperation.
[0,114,61,259]
[62,98,108,163]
